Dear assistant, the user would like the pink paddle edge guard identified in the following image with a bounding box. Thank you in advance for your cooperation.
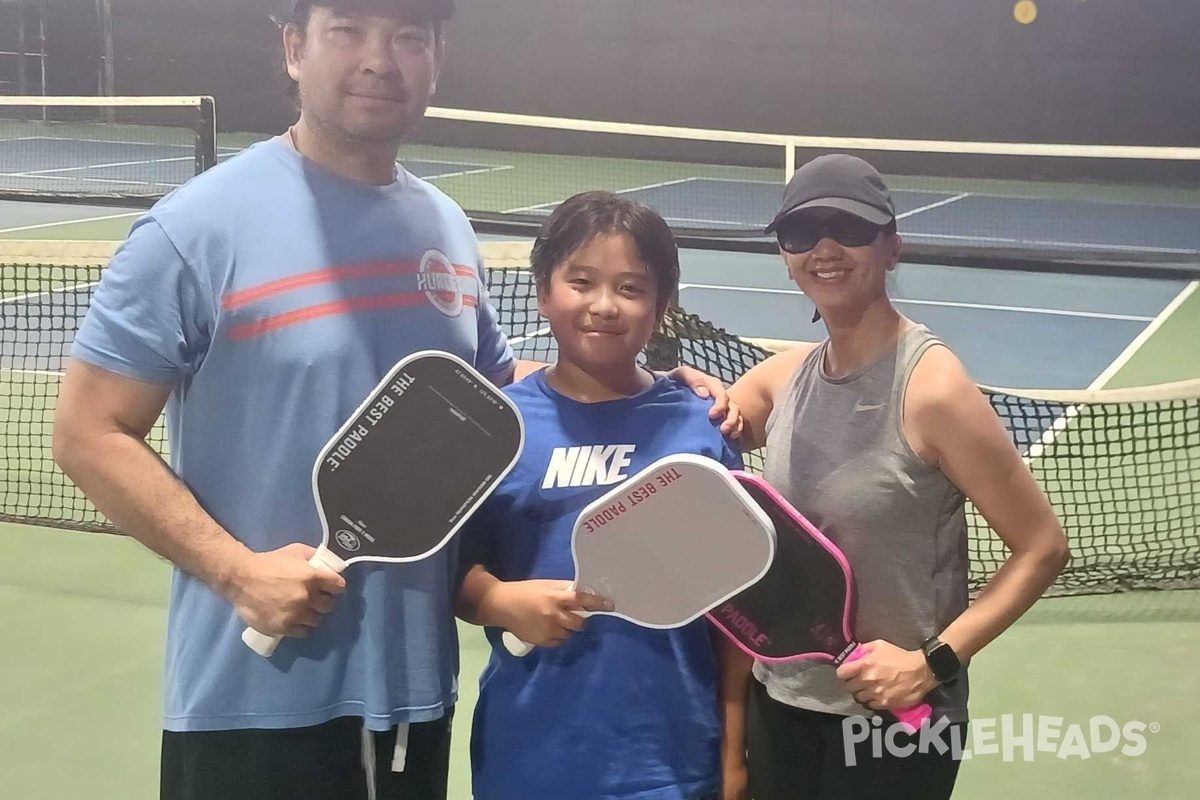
[709,472,932,732]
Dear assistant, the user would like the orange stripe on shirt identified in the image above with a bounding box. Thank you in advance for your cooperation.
[222,260,479,310]
[229,292,479,340]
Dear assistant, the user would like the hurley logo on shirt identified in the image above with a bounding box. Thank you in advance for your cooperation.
[417,249,463,317]
[542,445,637,489]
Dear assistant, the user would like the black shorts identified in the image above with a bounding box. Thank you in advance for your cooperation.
[746,679,964,800]
[161,711,453,800]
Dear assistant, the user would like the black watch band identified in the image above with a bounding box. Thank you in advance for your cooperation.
[921,636,960,687]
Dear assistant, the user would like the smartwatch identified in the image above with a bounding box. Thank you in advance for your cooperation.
[920,636,960,687]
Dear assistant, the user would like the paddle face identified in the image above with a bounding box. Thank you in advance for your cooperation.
[708,473,857,662]
[244,350,524,658]
[314,350,525,565]
[570,454,776,629]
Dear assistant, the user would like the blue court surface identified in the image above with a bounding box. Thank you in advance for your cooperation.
[4,131,1198,401]
[516,176,1200,256]
[0,135,509,194]
[0,138,198,194]
[672,247,1195,391]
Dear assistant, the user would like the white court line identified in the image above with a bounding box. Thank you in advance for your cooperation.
[0,367,66,378]
[1021,280,1198,461]
[508,208,753,229]
[896,192,972,219]
[412,156,515,168]
[1088,280,1199,390]
[510,327,552,345]
[8,155,193,176]
[1,172,176,189]
[661,215,756,227]
[904,231,1200,256]
[424,164,514,181]
[12,136,192,149]
[501,200,553,214]
[678,282,1155,322]
[691,177,784,185]
[0,213,140,235]
[0,281,99,305]
[502,176,704,214]
[501,177,973,228]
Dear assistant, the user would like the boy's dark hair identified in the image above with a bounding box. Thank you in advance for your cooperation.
[530,191,680,313]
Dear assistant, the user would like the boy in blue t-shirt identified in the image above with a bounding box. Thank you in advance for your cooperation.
[456,191,745,800]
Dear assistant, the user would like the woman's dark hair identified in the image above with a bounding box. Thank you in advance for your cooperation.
[530,191,680,313]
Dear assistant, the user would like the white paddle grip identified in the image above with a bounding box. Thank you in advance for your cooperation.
[502,631,535,657]
[241,546,346,658]
[241,627,282,657]
[501,606,591,658]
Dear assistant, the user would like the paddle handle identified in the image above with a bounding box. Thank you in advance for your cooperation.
[501,597,589,658]
[501,631,535,657]
[501,613,589,658]
[241,545,347,658]
[843,644,933,733]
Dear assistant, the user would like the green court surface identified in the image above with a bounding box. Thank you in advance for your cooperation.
[1,525,1196,799]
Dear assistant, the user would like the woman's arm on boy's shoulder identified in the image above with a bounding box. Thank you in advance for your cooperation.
[728,344,816,451]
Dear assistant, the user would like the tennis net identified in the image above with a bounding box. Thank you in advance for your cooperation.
[410,107,1200,280]
[2,240,1197,596]
[0,95,217,206]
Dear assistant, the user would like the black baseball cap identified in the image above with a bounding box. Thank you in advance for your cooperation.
[765,154,895,234]
[290,0,456,21]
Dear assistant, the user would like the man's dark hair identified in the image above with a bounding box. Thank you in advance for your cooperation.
[277,1,446,107]
[530,191,680,314]
[286,1,446,37]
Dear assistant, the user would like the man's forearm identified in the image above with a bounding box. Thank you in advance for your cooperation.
[55,429,250,601]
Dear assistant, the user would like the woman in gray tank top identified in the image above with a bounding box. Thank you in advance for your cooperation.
[718,155,1070,800]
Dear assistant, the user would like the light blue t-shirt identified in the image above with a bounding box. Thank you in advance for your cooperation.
[72,137,514,732]
[462,370,742,800]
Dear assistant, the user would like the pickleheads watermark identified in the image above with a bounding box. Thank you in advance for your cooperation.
[842,714,1158,766]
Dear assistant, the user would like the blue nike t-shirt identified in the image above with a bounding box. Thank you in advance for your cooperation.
[462,369,743,800]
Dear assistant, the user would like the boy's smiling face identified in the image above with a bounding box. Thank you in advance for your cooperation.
[537,233,662,379]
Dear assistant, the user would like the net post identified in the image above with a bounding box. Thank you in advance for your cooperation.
[197,96,218,173]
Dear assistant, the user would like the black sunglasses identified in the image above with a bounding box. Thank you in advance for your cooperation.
[776,214,889,254]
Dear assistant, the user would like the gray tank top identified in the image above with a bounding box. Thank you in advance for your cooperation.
[755,325,970,722]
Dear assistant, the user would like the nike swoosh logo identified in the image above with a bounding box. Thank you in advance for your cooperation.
[854,402,885,412]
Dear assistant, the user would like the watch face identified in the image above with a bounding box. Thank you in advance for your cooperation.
[926,642,960,680]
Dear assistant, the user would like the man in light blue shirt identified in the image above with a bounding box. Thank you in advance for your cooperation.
[53,3,735,798]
